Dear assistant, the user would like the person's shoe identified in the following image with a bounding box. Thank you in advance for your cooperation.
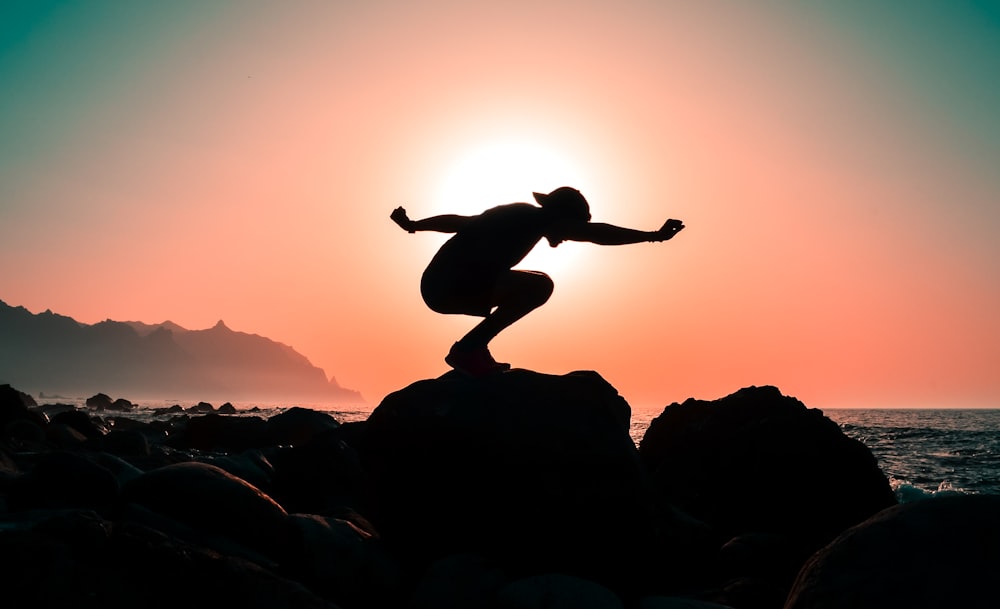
[481,345,510,370]
[445,343,510,377]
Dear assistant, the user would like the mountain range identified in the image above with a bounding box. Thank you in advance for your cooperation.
[0,299,363,405]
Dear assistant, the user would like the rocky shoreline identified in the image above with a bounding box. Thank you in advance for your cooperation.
[1,373,997,609]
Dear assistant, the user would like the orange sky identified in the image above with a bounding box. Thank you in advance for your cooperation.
[2,2,999,409]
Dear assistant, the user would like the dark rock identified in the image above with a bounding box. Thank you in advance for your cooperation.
[265,430,366,516]
[0,445,20,475]
[409,553,508,609]
[50,409,106,439]
[101,429,152,457]
[8,450,120,511]
[0,509,341,609]
[633,597,736,608]
[103,415,169,446]
[85,452,145,486]
[187,401,215,413]
[85,392,114,410]
[0,384,46,432]
[2,418,47,449]
[639,385,896,586]
[109,398,134,411]
[219,401,237,414]
[359,369,710,597]
[785,494,1000,609]
[493,573,624,609]
[29,401,77,421]
[153,404,185,415]
[264,406,340,446]
[45,423,89,449]
[170,412,268,452]
[198,449,276,492]
[1,384,37,409]
[715,531,802,607]
[120,461,290,562]
[286,512,402,608]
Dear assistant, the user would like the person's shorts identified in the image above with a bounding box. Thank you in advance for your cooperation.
[420,267,498,317]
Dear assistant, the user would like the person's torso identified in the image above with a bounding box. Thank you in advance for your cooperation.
[427,203,547,275]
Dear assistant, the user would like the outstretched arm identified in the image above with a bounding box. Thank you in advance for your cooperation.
[562,218,685,245]
[391,206,474,234]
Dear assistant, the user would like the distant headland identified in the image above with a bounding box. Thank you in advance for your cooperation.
[0,299,364,405]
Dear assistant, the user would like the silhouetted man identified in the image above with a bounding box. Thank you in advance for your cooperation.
[391,186,684,376]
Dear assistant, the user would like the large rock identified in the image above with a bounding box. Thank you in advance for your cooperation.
[0,384,45,437]
[120,461,290,563]
[168,413,269,452]
[8,450,121,511]
[0,509,340,609]
[264,430,368,516]
[285,512,402,609]
[785,494,1000,609]
[85,392,114,410]
[358,369,705,596]
[263,406,340,446]
[639,386,896,588]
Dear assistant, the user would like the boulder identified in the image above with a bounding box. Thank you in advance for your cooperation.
[264,430,367,516]
[494,573,625,609]
[264,406,340,447]
[8,450,120,511]
[409,553,508,609]
[639,386,896,573]
[85,392,114,410]
[359,369,708,596]
[785,494,1000,609]
[285,512,402,609]
[120,461,290,562]
[109,398,134,411]
[169,413,268,452]
[100,429,152,457]
[44,423,89,449]
[0,510,340,609]
[0,384,46,433]
[635,597,736,609]
[49,409,106,439]
[187,401,215,414]
[198,450,275,492]
[0,384,37,409]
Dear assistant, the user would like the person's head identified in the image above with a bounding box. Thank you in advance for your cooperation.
[534,186,591,247]
[533,186,591,223]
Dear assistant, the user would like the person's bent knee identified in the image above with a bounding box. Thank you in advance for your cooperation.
[528,272,554,306]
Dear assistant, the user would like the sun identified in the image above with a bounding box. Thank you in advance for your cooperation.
[431,138,603,278]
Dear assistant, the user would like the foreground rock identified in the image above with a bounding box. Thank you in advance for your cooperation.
[358,369,715,600]
[639,386,897,604]
[785,493,1000,609]
[0,376,922,608]
[0,509,340,609]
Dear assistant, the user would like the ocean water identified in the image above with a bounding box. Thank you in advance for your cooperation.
[822,408,1000,501]
[41,398,1000,502]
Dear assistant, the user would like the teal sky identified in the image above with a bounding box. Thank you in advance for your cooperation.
[822,2,1000,164]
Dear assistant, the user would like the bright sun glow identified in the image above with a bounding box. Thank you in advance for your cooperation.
[432,139,600,278]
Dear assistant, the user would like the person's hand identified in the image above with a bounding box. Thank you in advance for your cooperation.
[390,206,415,233]
[652,218,684,241]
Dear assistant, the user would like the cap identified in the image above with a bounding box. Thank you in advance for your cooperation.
[532,186,591,221]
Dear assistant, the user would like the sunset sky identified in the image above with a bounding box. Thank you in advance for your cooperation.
[2,1,999,410]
